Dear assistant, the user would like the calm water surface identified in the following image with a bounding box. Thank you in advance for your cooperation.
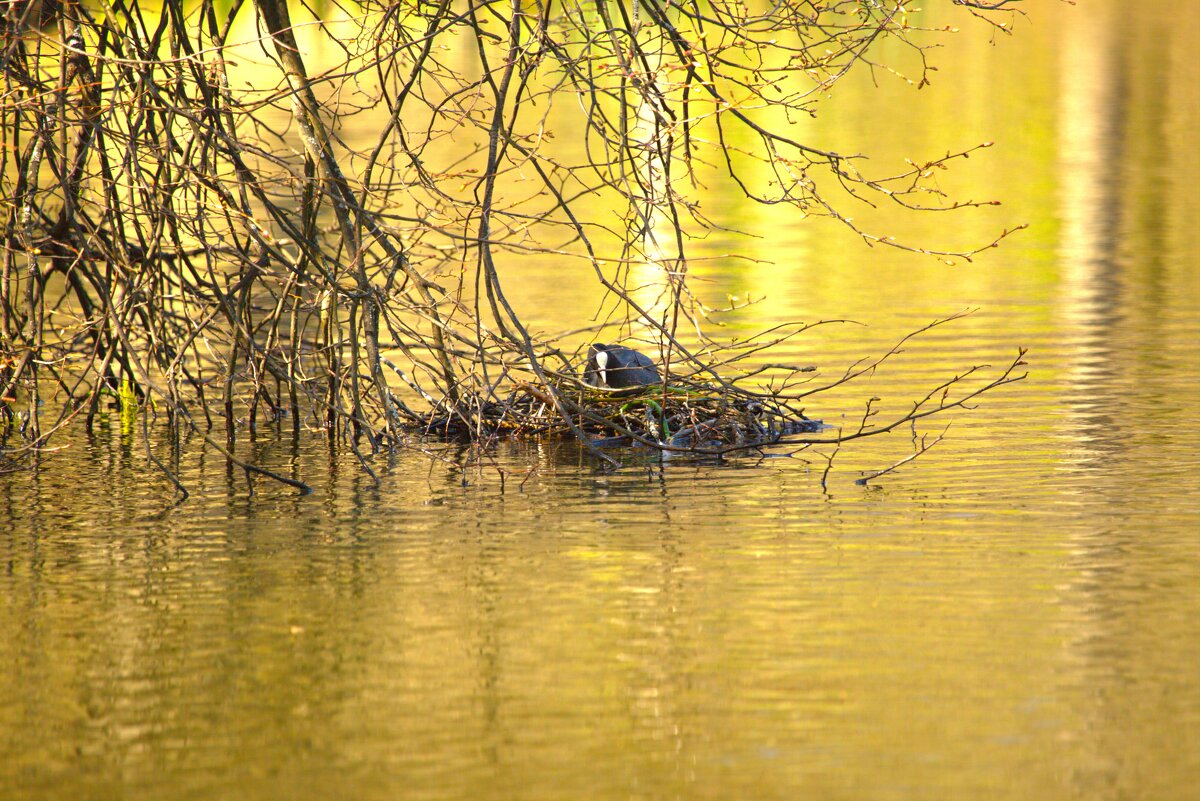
[3,3,1198,799]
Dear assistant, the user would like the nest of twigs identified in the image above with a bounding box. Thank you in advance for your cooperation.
[416,375,823,460]
[405,315,1029,471]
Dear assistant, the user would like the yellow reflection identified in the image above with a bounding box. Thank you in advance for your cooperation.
[1054,3,1121,452]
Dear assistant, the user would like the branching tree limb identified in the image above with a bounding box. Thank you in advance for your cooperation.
[0,0,1029,491]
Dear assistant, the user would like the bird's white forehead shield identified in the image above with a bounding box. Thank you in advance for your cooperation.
[594,349,608,385]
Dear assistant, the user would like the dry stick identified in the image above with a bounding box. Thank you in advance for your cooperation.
[470,0,524,365]
[346,298,366,442]
[609,0,690,402]
[0,396,93,458]
[8,3,252,459]
[319,288,340,437]
[855,425,951,486]
[707,348,1029,458]
[257,0,453,432]
[646,0,1022,263]
[0,40,17,347]
[14,82,51,445]
[471,1,618,467]
[98,274,310,494]
[289,153,319,439]
[793,310,976,401]
[820,428,842,492]
[256,261,302,426]
[141,396,189,499]
[0,351,34,411]
[194,262,389,446]
[361,0,451,201]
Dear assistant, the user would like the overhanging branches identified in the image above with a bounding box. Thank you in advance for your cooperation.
[0,0,1028,493]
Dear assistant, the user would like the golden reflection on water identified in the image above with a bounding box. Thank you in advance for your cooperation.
[1055,2,1123,458]
[2,2,1199,800]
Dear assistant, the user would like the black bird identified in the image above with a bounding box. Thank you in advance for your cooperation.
[585,343,661,390]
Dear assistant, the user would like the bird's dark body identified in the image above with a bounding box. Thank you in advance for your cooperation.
[585,343,661,390]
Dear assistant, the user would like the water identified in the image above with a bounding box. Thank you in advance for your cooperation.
[3,2,1199,799]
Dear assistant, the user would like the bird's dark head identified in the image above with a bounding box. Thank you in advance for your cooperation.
[584,342,660,390]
